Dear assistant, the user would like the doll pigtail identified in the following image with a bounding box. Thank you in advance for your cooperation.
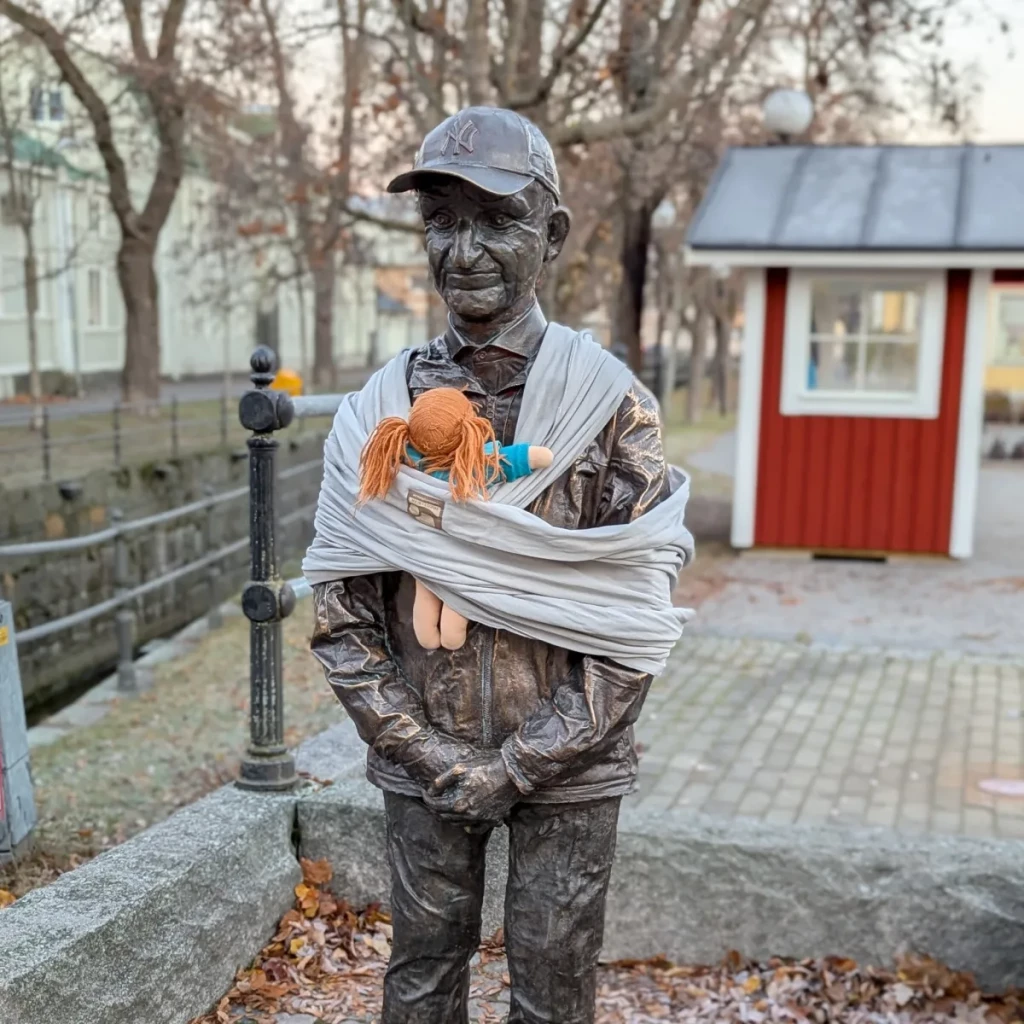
[449,414,501,501]
[359,417,412,503]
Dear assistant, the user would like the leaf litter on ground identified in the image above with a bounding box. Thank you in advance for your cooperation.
[189,858,1024,1024]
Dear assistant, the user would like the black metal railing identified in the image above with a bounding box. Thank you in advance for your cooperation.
[0,460,323,694]
[237,348,349,792]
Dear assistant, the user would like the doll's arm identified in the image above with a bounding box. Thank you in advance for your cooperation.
[491,442,553,482]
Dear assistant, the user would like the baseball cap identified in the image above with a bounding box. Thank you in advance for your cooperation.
[387,106,560,201]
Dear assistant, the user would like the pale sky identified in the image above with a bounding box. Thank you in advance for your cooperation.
[948,0,1023,143]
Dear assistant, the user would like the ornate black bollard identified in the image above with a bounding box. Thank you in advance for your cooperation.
[236,347,298,791]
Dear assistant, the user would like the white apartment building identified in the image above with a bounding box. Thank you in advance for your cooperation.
[0,36,429,398]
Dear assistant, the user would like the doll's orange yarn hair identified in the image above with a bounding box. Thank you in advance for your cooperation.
[359,387,502,503]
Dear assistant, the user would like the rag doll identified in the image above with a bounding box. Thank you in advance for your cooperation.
[358,387,553,651]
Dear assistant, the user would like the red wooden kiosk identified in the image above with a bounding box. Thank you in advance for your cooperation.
[685,143,1024,558]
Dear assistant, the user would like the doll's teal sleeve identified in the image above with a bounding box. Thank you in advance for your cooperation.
[486,442,533,482]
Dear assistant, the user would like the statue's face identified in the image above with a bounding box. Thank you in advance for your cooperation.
[418,179,567,324]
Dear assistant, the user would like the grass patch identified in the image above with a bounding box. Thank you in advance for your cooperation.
[0,602,341,901]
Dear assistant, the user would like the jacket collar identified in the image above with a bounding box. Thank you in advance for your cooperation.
[445,301,548,360]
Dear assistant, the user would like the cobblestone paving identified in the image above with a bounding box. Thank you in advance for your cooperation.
[634,635,1024,839]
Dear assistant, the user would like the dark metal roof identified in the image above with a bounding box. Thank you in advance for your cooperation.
[686,144,1024,252]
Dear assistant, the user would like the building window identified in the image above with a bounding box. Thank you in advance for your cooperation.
[29,83,64,123]
[0,257,26,316]
[86,268,104,326]
[781,270,947,419]
[87,195,107,237]
[991,290,1024,366]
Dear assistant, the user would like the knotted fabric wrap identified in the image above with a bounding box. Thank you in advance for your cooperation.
[302,323,695,676]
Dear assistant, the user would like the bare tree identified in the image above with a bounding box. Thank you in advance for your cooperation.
[0,51,94,422]
[242,0,370,390]
[376,0,988,372]
[0,0,198,410]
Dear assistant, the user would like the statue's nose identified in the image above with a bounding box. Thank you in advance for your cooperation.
[451,221,483,267]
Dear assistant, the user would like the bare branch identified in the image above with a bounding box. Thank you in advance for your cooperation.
[121,0,151,63]
[343,199,421,234]
[509,0,612,109]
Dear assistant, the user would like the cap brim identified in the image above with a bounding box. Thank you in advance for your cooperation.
[387,164,533,196]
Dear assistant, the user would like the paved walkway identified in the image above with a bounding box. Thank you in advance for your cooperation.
[634,634,1024,839]
[683,457,1024,655]
[657,454,1024,841]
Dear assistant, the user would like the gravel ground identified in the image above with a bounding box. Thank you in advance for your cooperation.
[191,860,1024,1024]
[0,603,341,899]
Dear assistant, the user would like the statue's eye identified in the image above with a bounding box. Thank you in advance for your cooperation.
[487,212,513,228]
[428,210,455,229]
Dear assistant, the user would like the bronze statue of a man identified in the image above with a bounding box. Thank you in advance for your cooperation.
[310,107,671,1024]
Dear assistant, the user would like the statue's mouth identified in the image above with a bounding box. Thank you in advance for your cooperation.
[446,272,502,290]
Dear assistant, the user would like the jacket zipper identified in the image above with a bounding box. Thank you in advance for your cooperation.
[480,628,495,746]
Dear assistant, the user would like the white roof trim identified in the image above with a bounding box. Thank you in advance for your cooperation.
[684,248,1024,269]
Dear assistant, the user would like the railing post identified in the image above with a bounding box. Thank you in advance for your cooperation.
[237,347,297,792]
[153,524,171,614]
[41,406,51,482]
[111,508,137,692]
[203,484,222,630]
[171,396,180,459]
[112,402,122,469]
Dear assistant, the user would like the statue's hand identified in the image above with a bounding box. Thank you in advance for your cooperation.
[424,752,518,824]
[403,731,482,791]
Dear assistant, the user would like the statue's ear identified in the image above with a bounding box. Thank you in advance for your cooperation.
[544,207,571,263]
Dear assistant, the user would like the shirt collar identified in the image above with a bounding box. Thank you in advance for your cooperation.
[445,301,548,360]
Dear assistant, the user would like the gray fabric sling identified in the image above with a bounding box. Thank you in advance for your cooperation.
[302,322,694,676]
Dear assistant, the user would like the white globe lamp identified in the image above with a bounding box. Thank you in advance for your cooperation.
[762,88,813,143]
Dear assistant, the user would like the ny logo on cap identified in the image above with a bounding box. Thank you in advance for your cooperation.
[440,116,478,156]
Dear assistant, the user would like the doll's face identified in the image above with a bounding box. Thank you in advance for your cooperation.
[418,179,570,327]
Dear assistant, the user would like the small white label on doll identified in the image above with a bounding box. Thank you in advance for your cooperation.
[407,491,445,529]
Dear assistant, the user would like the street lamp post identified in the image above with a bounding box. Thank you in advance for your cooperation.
[236,346,298,791]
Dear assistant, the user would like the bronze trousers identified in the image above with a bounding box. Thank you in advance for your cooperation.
[381,791,621,1024]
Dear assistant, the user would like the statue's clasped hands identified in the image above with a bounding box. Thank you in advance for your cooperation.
[425,751,519,830]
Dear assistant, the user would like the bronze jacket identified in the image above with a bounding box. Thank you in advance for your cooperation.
[310,305,671,803]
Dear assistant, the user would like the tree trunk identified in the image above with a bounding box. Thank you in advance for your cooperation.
[660,260,684,416]
[613,199,654,373]
[713,309,730,416]
[219,250,232,399]
[23,246,42,430]
[687,306,709,424]
[295,269,309,386]
[117,235,161,411]
[466,0,491,105]
[312,254,337,390]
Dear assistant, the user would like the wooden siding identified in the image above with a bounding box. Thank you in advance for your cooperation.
[753,268,969,554]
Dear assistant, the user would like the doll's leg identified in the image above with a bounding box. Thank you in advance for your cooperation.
[439,603,469,651]
[413,579,443,650]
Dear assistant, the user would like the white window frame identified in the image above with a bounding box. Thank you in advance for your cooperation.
[987,283,1024,368]
[781,269,947,419]
[29,82,64,124]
